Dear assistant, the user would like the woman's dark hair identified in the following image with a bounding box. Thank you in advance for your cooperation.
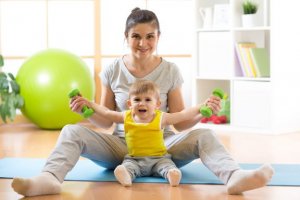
[125,7,161,37]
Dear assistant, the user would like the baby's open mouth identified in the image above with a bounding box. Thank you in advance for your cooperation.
[138,109,147,113]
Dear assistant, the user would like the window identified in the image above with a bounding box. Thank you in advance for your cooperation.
[0,0,192,107]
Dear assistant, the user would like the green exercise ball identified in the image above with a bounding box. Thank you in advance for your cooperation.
[16,49,95,129]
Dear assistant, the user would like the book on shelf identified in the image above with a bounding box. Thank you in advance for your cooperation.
[235,44,247,76]
[245,47,257,77]
[235,42,257,77]
[249,48,270,77]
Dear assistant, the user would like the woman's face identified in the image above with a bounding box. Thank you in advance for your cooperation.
[126,23,160,59]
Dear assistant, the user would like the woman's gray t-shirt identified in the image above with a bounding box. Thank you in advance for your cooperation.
[100,57,184,137]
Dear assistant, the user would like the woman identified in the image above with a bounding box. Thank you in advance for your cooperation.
[12,7,273,197]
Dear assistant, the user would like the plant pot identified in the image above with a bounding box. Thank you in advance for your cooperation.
[242,14,260,27]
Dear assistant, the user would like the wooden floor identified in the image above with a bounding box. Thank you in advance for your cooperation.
[1,123,300,200]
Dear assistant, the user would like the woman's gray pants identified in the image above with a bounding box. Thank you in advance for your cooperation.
[42,124,240,184]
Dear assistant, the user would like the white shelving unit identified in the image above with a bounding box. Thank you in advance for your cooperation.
[193,0,300,134]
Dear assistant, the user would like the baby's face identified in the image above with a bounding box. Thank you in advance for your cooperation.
[128,92,160,122]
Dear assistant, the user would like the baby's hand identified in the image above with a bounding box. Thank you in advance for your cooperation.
[70,96,91,114]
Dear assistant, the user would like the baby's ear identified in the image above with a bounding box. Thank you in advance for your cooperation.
[127,99,132,109]
[156,100,161,109]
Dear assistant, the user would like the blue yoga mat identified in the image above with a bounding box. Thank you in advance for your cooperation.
[0,158,299,186]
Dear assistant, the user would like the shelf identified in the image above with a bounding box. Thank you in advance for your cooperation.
[232,77,271,82]
[195,76,231,81]
[195,26,270,33]
[233,26,271,31]
[195,28,230,32]
[193,0,300,134]
[193,0,272,133]
[194,123,276,134]
[195,123,232,131]
[195,76,271,82]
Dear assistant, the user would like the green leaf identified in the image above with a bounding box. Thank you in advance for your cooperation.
[0,70,24,123]
[8,72,16,80]
[218,99,230,122]
[10,80,20,93]
[0,101,10,122]
[8,101,16,121]
[0,105,8,123]
[0,72,7,78]
[5,95,16,122]
[14,94,24,108]
[243,0,258,14]
[0,55,4,67]
[0,76,9,92]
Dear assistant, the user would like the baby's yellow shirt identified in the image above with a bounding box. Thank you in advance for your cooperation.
[124,110,167,157]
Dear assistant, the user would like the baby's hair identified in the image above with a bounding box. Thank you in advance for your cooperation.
[129,80,160,100]
[124,7,161,37]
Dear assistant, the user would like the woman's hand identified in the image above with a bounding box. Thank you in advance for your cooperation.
[202,95,222,115]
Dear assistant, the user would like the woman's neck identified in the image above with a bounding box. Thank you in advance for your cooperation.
[123,55,161,78]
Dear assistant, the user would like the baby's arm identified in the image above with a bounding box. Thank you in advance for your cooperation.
[92,103,124,124]
[162,106,201,127]
[70,95,123,125]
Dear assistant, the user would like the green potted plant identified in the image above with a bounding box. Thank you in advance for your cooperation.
[242,0,259,27]
[243,0,258,14]
[0,54,24,123]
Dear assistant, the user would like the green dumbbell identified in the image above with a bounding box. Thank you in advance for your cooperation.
[68,88,94,118]
[200,88,224,117]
